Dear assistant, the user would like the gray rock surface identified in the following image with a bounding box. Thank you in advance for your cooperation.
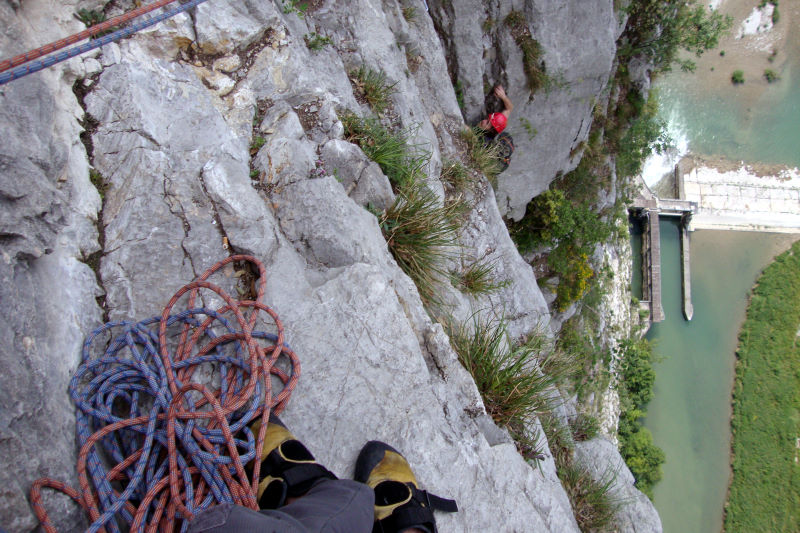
[0,0,660,531]
[0,2,101,530]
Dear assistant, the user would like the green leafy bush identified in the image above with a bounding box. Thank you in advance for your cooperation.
[616,92,671,178]
[616,338,664,498]
[731,69,745,84]
[763,68,780,83]
[549,246,595,311]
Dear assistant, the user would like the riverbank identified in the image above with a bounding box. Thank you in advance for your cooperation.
[725,240,800,531]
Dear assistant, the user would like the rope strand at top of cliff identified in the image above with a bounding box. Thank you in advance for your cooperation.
[0,0,212,86]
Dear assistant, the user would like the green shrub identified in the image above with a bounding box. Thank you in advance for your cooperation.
[380,183,463,304]
[75,8,115,37]
[460,127,503,181]
[618,0,733,72]
[763,68,780,83]
[341,113,429,189]
[401,6,416,21]
[772,6,780,23]
[89,169,107,200]
[75,8,105,27]
[282,0,308,16]
[616,337,664,498]
[250,135,266,155]
[616,92,671,178]
[454,80,465,111]
[350,65,398,113]
[731,69,745,84]
[549,246,595,311]
[509,189,612,255]
[618,424,664,498]
[618,338,656,407]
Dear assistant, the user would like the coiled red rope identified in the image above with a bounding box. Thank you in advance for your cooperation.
[29,255,300,533]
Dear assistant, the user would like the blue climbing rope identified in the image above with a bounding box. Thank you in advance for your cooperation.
[0,0,211,86]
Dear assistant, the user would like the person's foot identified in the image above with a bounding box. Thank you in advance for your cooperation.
[354,441,457,533]
[250,412,336,508]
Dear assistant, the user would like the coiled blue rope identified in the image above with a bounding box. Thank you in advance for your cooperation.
[29,255,302,532]
[69,307,289,532]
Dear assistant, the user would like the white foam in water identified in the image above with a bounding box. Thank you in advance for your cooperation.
[641,122,689,188]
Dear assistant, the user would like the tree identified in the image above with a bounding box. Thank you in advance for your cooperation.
[619,0,733,72]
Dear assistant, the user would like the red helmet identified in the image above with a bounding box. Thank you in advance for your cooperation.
[489,112,507,133]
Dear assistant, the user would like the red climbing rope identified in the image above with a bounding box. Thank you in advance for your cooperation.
[0,0,180,74]
[29,255,301,532]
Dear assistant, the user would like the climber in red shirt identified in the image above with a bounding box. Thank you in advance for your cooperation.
[477,85,513,137]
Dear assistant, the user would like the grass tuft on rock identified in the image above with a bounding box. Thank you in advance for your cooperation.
[380,183,463,305]
[440,159,474,192]
[451,257,511,295]
[460,127,503,182]
[350,65,397,114]
[341,112,429,189]
[445,315,566,427]
[558,461,621,532]
[568,412,600,442]
[504,11,547,92]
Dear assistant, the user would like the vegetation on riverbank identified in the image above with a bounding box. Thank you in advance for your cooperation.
[616,338,664,499]
[724,240,800,531]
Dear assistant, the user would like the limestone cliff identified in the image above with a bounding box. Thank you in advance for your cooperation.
[0,0,659,531]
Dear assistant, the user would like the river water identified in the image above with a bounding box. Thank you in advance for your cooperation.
[642,223,795,533]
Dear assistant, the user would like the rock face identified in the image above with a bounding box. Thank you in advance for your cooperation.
[428,0,625,220]
[0,0,659,531]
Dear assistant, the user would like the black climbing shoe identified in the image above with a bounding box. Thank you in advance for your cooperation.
[355,441,457,533]
[250,412,337,509]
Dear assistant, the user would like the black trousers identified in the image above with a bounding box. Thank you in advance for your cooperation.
[187,479,374,533]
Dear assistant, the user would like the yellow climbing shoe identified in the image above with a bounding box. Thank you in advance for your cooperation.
[354,441,457,533]
[250,412,336,509]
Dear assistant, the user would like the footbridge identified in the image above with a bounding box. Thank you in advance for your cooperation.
[632,166,697,323]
